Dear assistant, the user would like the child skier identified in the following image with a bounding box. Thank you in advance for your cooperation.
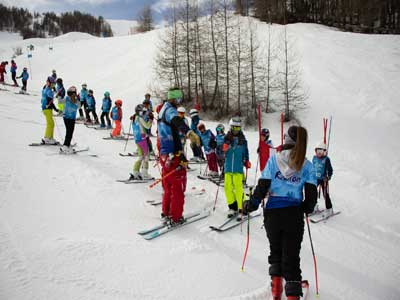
[177,106,189,154]
[223,117,250,218]
[189,108,204,161]
[55,78,66,114]
[243,126,318,300]
[129,104,153,180]
[85,89,99,124]
[78,83,89,120]
[144,93,153,111]
[0,61,8,84]
[10,60,18,86]
[41,76,59,144]
[312,142,334,216]
[100,91,112,128]
[215,123,226,178]
[60,86,79,154]
[258,128,275,172]
[110,99,123,137]
[142,98,155,155]
[197,123,219,177]
[17,67,29,92]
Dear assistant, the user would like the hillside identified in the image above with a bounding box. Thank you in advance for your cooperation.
[0,21,399,300]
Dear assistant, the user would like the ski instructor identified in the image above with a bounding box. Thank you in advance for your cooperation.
[158,87,200,226]
[242,126,318,300]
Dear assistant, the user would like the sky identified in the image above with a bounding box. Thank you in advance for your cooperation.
[0,0,175,20]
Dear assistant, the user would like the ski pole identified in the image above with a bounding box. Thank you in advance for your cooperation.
[241,187,253,272]
[123,120,133,153]
[305,214,319,297]
[212,166,224,212]
[148,166,179,189]
[253,155,259,187]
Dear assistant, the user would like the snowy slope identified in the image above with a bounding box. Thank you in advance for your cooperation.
[107,19,138,36]
[1,22,400,300]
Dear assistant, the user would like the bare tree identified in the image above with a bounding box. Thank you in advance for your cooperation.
[135,5,154,33]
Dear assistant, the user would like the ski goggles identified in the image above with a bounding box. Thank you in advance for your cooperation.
[231,126,241,131]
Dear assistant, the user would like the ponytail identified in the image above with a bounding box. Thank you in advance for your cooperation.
[289,126,308,171]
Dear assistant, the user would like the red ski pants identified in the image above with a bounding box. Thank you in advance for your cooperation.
[112,120,121,137]
[161,156,186,222]
[206,152,218,173]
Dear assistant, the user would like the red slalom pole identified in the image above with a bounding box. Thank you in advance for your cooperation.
[323,118,328,144]
[305,214,319,297]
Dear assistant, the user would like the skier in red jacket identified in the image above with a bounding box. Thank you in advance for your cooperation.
[258,128,275,172]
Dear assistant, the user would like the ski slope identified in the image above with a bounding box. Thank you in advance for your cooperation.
[1,21,400,300]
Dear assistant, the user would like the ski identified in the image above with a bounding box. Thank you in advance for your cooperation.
[119,152,136,157]
[209,212,261,232]
[85,124,99,128]
[141,210,211,240]
[310,211,341,223]
[29,142,60,146]
[116,177,155,184]
[103,136,132,141]
[94,127,111,130]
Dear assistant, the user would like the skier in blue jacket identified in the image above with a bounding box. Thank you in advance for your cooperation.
[189,108,204,161]
[197,123,218,177]
[78,83,89,120]
[60,86,79,154]
[215,124,226,177]
[85,89,99,124]
[100,91,112,128]
[243,126,318,300]
[17,67,29,92]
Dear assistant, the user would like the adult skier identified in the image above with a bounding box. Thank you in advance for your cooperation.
[100,91,112,128]
[41,76,59,144]
[60,86,79,153]
[223,117,250,218]
[242,126,318,300]
[158,87,200,225]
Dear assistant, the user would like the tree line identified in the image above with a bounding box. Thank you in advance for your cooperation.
[0,4,113,39]
[154,0,306,122]
[235,0,400,34]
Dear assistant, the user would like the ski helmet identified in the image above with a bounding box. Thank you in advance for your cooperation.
[197,123,206,132]
[261,128,270,138]
[177,106,186,113]
[229,116,241,127]
[167,88,183,100]
[67,86,77,96]
[216,124,225,133]
[56,78,63,85]
[88,89,94,94]
[143,98,151,105]
[315,142,327,151]
[104,91,110,97]
[23,67,27,71]
[135,104,144,114]
[82,83,87,88]
[115,99,123,106]
[189,108,199,117]
[52,69,56,73]
[145,93,151,98]
[47,76,55,84]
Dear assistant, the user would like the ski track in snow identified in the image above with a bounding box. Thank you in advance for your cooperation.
[1,22,400,300]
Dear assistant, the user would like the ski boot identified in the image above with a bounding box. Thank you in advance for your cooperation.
[169,217,185,227]
[271,276,283,300]
[129,171,143,181]
[285,281,302,300]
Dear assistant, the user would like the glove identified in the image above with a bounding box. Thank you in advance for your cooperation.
[275,145,283,152]
[244,161,251,169]
[242,199,258,215]
[222,143,229,152]
[187,130,201,147]
[301,201,315,215]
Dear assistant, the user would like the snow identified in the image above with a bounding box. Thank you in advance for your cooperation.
[1,21,400,300]
[107,19,138,36]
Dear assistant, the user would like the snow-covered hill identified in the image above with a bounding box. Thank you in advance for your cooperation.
[0,22,399,300]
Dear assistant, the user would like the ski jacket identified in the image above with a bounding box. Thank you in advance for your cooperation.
[63,96,79,120]
[178,117,189,146]
[223,131,249,174]
[111,106,122,121]
[17,70,29,81]
[190,115,201,135]
[198,129,215,154]
[259,139,275,172]
[101,97,112,112]
[258,150,317,209]
[216,133,225,157]
[312,156,333,180]
[132,114,152,143]
[158,102,190,155]
[79,89,89,103]
[10,62,17,73]
[86,94,96,109]
[0,63,6,74]
[41,86,54,110]
[56,84,65,99]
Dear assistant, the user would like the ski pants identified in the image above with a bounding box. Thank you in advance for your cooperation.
[264,206,304,297]
[86,107,99,123]
[224,173,244,210]
[63,118,75,147]
[133,140,149,173]
[216,155,225,176]
[317,179,332,209]
[206,152,218,173]
[11,72,17,86]
[191,143,204,159]
[111,120,121,137]
[42,109,54,139]
[100,111,111,127]
[57,96,65,112]
[0,71,4,83]
[21,80,27,91]
[78,101,87,118]
[161,155,186,222]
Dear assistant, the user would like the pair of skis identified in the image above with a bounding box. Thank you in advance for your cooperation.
[309,209,341,223]
[138,210,211,240]
[116,177,155,184]
[209,212,261,232]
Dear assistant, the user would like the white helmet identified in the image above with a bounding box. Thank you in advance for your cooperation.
[229,116,241,127]
[315,142,327,150]
[189,108,199,117]
[177,106,186,113]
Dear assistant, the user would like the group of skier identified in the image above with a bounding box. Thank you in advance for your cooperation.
[34,78,336,300]
[0,60,30,92]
